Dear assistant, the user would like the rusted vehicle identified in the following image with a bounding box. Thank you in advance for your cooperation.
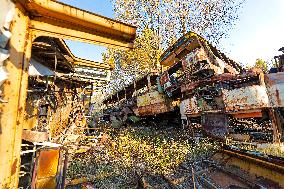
[159,32,242,96]
[103,32,284,143]
[104,33,240,123]
[103,33,281,139]
[158,32,284,142]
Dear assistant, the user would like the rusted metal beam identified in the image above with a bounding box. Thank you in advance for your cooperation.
[74,57,111,70]
[268,108,282,143]
[0,2,32,188]
[19,0,136,49]
[22,130,49,143]
[30,19,134,49]
[214,148,284,187]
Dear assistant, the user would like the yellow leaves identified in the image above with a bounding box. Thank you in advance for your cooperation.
[75,148,88,154]
[100,129,194,175]
[67,127,221,184]
[106,28,161,78]
[254,58,268,72]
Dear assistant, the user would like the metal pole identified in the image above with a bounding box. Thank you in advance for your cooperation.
[60,148,69,189]
[191,165,196,189]
[268,108,282,143]
[54,51,57,82]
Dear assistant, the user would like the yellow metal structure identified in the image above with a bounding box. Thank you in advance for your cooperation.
[214,149,284,188]
[74,57,112,70]
[34,149,60,189]
[20,0,136,49]
[0,0,136,188]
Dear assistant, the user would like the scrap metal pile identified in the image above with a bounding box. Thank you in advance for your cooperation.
[101,32,284,188]
[19,37,94,189]
[18,35,114,189]
[2,0,284,188]
[104,32,284,145]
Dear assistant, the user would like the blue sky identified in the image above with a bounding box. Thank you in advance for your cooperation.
[60,0,284,67]
[219,0,284,66]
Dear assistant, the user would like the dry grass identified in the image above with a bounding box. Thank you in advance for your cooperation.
[67,126,220,188]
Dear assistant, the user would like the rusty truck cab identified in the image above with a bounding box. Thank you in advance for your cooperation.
[158,32,283,143]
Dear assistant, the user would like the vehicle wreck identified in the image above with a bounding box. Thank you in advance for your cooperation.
[103,32,284,187]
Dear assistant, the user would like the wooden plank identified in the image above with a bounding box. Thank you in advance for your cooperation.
[22,130,49,143]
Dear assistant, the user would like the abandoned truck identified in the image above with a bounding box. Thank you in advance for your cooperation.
[104,32,284,143]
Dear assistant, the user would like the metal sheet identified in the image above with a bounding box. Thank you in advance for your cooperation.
[180,99,189,119]
[0,0,14,30]
[29,58,54,76]
[222,85,269,112]
[201,113,229,139]
[36,178,57,189]
[180,97,200,119]
[37,149,59,179]
[138,102,173,116]
[265,72,284,107]
[35,148,60,189]
[137,91,165,107]
[232,111,263,119]
[22,130,49,143]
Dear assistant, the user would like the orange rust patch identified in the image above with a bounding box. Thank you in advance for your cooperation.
[37,149,59,179]
[264,74,275,86]
[276,89,281,106]
[11,158,18,175]
[233,111,263,119]
[5,80,11,85]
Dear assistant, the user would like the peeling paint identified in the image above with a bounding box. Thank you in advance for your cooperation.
[265,72,284,107]
[223,85,269,112]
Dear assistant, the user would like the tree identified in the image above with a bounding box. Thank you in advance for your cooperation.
[254,58,268,72]
[112,0,245,47]
[102,28,161,94]
[103,0,245,95]
[116,28,161,77]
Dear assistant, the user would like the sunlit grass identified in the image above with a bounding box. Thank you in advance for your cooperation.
[67,126,220,188]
